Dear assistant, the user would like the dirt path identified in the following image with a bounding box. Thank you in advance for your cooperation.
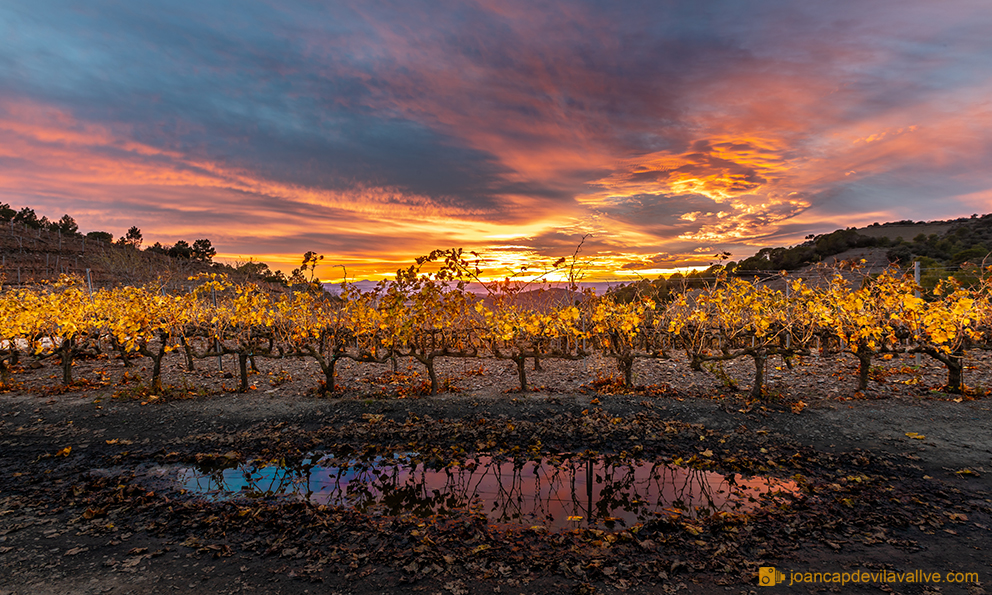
[1,361,991,594]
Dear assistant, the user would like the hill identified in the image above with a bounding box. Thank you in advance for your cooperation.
[0,206,277,290]
[733,213,992,278]
[604,213,992,302]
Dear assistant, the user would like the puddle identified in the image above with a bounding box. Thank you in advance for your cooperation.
[176,453,799,530]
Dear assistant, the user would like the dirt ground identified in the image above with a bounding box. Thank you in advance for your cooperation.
[1,350,991,594]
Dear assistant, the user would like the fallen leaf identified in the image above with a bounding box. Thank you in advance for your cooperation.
[121,556,144,568]
[905,432,925,440]
[64,546,88,556]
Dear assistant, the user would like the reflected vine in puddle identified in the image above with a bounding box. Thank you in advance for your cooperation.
[177,453,799,531]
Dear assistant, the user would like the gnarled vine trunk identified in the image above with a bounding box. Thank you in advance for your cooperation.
[749,350,767,400]
[180,336,196,371]
[617,355,634,388]
[58,337,76,386]
[237,353,250,392]
[856,349,872,391]
[515,355,528,393]
[413,353,439,395]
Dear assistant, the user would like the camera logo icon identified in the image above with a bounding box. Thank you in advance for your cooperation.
[759,567,786,586]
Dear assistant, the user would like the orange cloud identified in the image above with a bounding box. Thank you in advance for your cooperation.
[4,0,992,283]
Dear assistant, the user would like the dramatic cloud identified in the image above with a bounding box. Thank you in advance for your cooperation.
[2,0,991,279]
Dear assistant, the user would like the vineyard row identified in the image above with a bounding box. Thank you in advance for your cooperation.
[1,260,989,399]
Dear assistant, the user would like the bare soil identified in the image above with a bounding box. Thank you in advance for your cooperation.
[1,350,991,594]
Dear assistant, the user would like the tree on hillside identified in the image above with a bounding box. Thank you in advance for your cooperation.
[0,203,15,222]
[146,242,168,254]
[235,258,287,283]
[167,240,193,259]
[86,231,114,243]
[192,238,216,263]
[14,207,44,229]
[118,226,143,249]
[53,214,79,236]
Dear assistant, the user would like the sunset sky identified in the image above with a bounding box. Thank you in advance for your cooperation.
[2,1,992,281]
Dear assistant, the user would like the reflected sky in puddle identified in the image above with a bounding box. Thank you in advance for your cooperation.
[177,454,799,531]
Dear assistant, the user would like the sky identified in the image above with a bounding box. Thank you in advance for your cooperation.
[2,1,992,281]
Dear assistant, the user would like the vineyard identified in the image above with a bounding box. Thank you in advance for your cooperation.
[1,251,991,594]
[3,249,990,400]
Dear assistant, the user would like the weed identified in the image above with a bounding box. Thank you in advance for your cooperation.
[268,369,293,387]
[111,382,153,400]
[703,361,739,390]
[169,377,214,399]
[118,370,142,385]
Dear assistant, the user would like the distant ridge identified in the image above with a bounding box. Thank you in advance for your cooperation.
[322,280,626,297]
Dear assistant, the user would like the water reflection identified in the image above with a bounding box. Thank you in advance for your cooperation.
[178,454,798,530]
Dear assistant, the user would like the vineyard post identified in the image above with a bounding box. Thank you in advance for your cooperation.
[785,282,791,349]
[212,286,223,370]
[582,313,587,374]
[86,269,93,298]
[914,261,921,366]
